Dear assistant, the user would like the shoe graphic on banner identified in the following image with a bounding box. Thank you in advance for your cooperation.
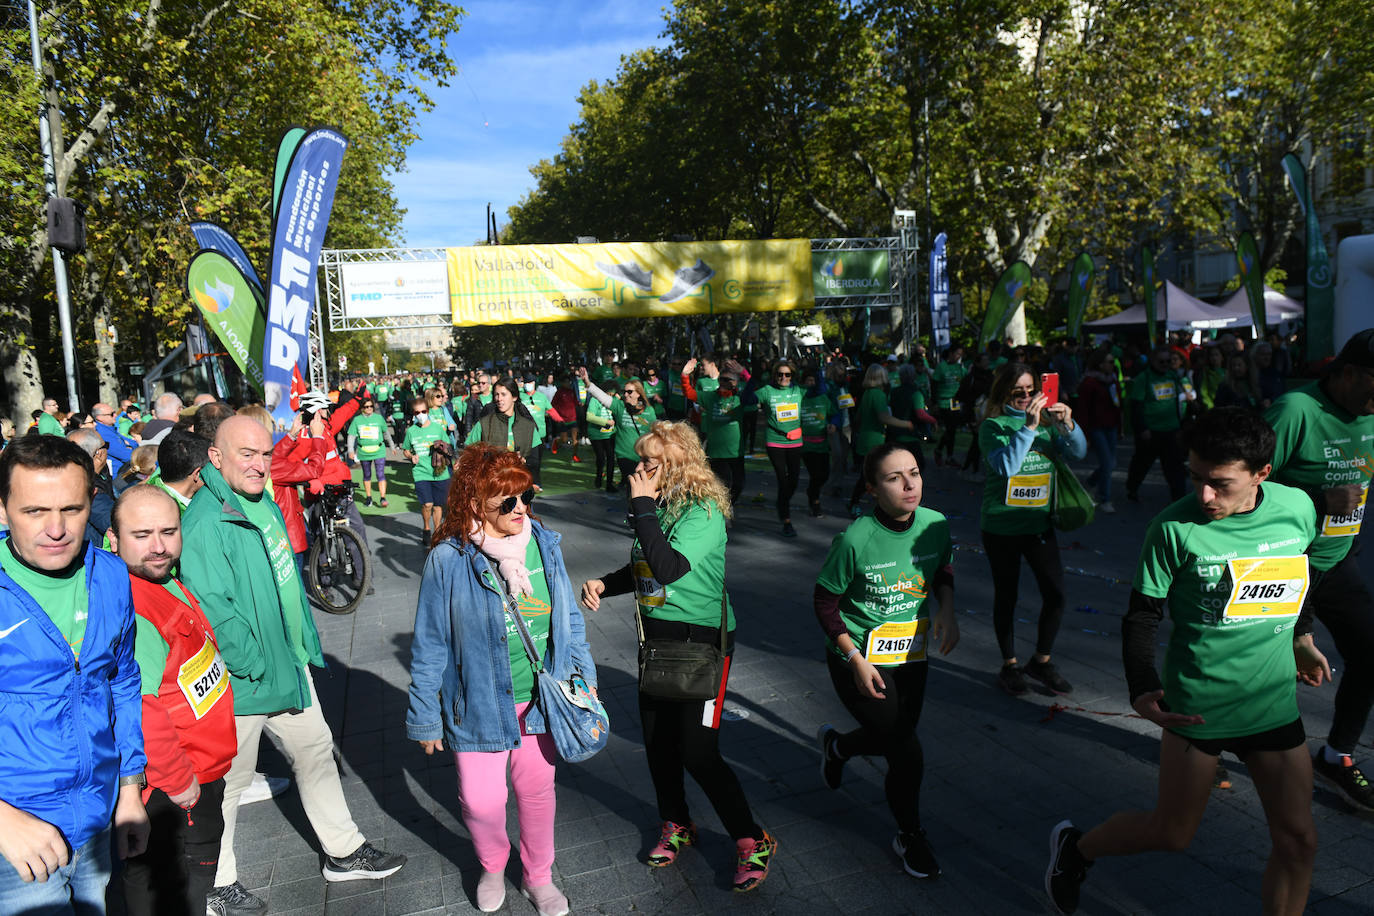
[595,261,653,292]
[659,259,714,303]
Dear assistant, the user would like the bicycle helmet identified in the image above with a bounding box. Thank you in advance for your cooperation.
[299,389,333,413]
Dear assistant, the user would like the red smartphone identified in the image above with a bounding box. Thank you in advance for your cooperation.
[1040,372,1060,405]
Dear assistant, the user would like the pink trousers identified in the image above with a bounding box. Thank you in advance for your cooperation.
[454,701,558,885]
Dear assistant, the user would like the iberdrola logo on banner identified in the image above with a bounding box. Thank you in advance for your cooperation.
[186,250,266,389]
[979,261,1032,348]
[811,250,889,298]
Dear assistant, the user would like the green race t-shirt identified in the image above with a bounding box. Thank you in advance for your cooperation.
[854,387,890,456]
[1129,367,1183,432]
[37,412,65,437]
[238,493,311,668]
[348,414,388,459]
[1266,380,1374,571]
[697,380,743,459]
[403,422,452,482]
[132,578,188,695]
[495,538,552,705]
[632,501,736,629]
[1134,482,1317,739]
[586,398,615,441]
[0,538,87,659]
[888,386,927,445]
[609,399,656,460]
[591,365,616,387]
[753,385,803,446]
[815,509,951,665]
[520,391,553,445]
[979,413,1058,535]
[932,362,966,408]
[799,392,835,454]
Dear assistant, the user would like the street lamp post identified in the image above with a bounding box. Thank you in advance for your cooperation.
[28,0,80,413]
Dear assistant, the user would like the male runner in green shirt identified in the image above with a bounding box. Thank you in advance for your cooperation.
[1046,407,1329,916]
[1265,328,1374,811]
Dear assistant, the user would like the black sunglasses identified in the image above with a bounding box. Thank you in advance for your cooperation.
[776,370,792,377]
[498,489,536,514]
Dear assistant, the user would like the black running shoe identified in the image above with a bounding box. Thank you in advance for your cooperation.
[322,841,406,882]
[1313,750,1374,812]
[782,522,797,538]
[816,723,845,790]
[998,663,1029,696]
[206,882,266,916]
[1045,820,1091,915]
[1023,658,1073,694]
[893,830,940,879]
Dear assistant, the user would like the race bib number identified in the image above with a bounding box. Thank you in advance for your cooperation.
[1152,381,1176,401]
[177,638,229,720]
[1006,472,1051,507]
[951,400,963,412]
[775,401,800,422]
[1223,556,1310,620]
[863,619,928,666]
[633,559,665,608]
[837,393,855,409]
[359,426,380,440]
[1321,487,1368,538]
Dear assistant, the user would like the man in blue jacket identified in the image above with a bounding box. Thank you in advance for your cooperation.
[0,435,149,914]
[91,402,138,477]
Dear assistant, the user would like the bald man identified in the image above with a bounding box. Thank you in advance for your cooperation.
[109,486,235,916]
[179,418,402,913]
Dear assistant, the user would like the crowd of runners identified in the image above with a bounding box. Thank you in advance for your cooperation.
[0,323,1371,916]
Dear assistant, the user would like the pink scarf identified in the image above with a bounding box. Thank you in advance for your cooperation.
[472,521,534,598]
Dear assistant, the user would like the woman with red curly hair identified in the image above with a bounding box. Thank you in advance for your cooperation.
[405,443,596,916]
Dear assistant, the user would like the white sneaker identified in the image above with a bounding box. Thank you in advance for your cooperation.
[1099,501,1116,514]
[240,772,290,805]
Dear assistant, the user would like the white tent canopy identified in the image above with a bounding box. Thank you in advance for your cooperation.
[1212,286,1305,327]
[1085,281,1225,329]
[1086,282,1305,331]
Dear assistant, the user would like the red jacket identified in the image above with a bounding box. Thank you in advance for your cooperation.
[318,388,364,486]
[271,432,325,553]
[130,576,237,801]
[1076,372,1122,432]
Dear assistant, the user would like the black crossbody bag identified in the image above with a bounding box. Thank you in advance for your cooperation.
[636,593,728,701]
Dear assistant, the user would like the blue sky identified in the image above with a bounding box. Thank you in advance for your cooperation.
[393,1,669,248]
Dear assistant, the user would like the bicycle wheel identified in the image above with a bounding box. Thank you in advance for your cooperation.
[306,524,371,615]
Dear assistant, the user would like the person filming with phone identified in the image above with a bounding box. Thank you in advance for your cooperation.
[977,362,1086,697]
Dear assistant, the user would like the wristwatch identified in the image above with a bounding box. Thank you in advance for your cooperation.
[118,772,147,790]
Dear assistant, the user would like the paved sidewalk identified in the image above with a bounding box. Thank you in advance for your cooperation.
[231,447,1374,914]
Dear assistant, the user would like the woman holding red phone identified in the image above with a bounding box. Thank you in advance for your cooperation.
[978,363,1086,696]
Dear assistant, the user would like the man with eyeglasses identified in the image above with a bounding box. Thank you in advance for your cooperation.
[91,402,138,477]
[36,397,65,437]
[1263,328,1374,812]
[67,428,116,544]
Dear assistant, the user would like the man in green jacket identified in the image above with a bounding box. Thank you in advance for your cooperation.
[181,416,404,915]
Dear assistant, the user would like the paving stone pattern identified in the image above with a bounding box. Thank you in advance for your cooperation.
[234,447,1374,914]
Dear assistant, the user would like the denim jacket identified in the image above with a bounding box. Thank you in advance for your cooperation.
[405,520,596,752]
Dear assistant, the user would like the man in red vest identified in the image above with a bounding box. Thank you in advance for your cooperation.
[108,485,238,916]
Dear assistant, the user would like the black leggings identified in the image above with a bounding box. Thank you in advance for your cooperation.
[1309,550,1374,753]
[525,442,543,487]
[936,407,961,459]
[982,527,1066,660]
[638,621,759,840]
[121,778,225,916]
[592,438,615,487]
[802,450,829,505]
[849,454,871,508]
[766,445,802,521]
[826,654,929,834]
[709,456,745,504]
[1126,428,1187,499]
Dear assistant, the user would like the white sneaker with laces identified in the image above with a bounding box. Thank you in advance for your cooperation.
[239,772,290,805]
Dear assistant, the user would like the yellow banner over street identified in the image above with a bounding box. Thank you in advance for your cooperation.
[447,240,813,326]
